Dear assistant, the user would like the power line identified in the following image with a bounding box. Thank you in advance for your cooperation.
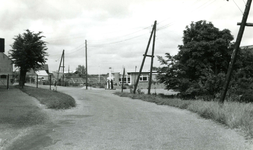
[233,0,244,13]
[157,0,217,32]
[89,34,146,47]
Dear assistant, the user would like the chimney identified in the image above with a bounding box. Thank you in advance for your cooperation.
[0,38,4,52]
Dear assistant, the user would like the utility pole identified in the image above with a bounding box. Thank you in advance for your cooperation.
[133,20,157,94]
[220,0,252,103]
[85,40,88,90]
[63,50,65,86]
[148,21,157,95]
[7,74,9,89]
[121,67,125,93]
[57,50,65,86]
[49,74,51,90]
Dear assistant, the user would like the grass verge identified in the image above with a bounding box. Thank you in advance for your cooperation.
[115,92,253,139]
[18,86,76,109]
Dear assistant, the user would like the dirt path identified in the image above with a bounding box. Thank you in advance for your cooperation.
[8,86,252,150]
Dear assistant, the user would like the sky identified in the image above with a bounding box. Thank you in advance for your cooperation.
[1,0,253,74]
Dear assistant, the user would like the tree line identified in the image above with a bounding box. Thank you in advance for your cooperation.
[157,20,253,102]
[8,20,253,102]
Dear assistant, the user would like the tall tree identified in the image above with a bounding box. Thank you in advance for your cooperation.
[9,29,48,87]
[157,20,234,99]
[75,65,86,78]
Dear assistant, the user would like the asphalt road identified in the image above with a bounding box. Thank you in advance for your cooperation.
[8,86,251,150]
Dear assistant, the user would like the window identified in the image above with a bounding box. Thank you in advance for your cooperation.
[0,75,7,79]
[140,75,148,81]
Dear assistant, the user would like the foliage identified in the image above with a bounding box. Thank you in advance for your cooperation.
[9,30,48,87]
[75,65,86,78]
[227,48,253,102]
[157,20,235,99]
[158,20,253,101]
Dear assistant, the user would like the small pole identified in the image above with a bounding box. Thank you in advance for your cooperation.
[49,74,51,90]
[63,50,65,86]
[121,67,125,93]
[36,74,38,88]
[85,40,88,90]
[7,74,9,89]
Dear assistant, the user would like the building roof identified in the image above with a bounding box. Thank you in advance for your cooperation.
[35,70,48,76]
[127,71,157,74]
[0,53,12,62]
[40,64,49,70]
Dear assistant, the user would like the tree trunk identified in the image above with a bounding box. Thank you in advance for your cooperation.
[19,67,27,88]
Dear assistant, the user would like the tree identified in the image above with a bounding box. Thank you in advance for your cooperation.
[9,30,48,87]
[157,20,235,99]
[75,65,86,78]
[228,47,253,102]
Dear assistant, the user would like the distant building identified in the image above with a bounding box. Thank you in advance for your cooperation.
[0,53,13,86]
[106,68,164,89]
[27,64,51,84]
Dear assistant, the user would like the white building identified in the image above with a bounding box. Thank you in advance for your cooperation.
[0,53,13,86]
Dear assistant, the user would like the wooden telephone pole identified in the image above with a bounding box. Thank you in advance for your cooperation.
[85,40,88,90]
[133,20,157,94]
[57,50,65,86]
[121,67,125,93]
[220,0,252,103]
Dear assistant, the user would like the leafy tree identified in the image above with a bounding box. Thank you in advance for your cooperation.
[228,47,253,102]
[9,30,48,87]
[157,20,235,99]
[75,65,86,78]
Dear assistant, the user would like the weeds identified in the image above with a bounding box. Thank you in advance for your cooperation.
[115,92,253,139]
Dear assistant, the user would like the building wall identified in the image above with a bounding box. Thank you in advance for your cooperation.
[0,53,13,85]
[107,70,164,89]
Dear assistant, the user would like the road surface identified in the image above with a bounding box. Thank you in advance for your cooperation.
[8,86,251,150]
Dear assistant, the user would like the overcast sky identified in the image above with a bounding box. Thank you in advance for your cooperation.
[1,0,253,74]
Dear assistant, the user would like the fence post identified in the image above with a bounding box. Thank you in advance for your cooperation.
[36,75,38,88]
[7,74,9,89]
[49,75,51,90]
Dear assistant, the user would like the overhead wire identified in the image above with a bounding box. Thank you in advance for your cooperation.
[49,0,234,58]
[232,0,244,13]
[156,0,217,32]
[47,0,218,50]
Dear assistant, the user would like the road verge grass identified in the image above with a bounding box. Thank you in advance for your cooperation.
[115,92,253,139]
[18,86,76,109]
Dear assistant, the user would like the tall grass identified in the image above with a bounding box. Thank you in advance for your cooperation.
[115,92,253,139]
[18,86,76,109]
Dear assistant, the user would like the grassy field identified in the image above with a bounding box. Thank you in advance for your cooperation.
[18,86,76,109]
[115,92,253,140]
